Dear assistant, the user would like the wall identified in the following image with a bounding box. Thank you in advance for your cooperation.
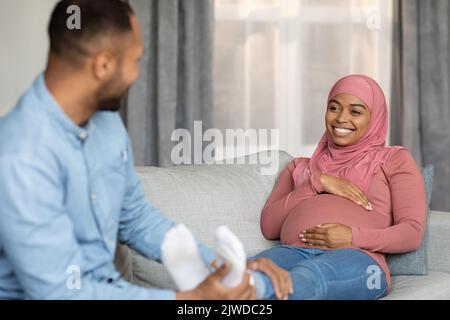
[0,0,59,116]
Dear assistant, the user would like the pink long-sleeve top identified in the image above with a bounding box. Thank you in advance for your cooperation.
[261,149,427,293]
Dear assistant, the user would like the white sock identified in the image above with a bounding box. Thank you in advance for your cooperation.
[161,224,210,291]
[214,225,248,288]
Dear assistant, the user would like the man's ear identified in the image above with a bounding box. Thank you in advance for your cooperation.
[92,51,117,81]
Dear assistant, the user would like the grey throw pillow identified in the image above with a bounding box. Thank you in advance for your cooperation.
[386,164,434,276]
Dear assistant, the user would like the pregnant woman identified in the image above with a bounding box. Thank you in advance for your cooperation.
[251,75,427,300]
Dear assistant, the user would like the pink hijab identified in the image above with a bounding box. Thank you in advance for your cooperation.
[297,75,404,195]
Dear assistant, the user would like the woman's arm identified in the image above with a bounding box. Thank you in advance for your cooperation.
[261,158,322,240]
[350,149,427,253]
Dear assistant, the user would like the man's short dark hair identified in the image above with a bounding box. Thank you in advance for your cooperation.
[48,0,134,62]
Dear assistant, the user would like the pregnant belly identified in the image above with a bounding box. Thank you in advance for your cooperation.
[280,194,387,245]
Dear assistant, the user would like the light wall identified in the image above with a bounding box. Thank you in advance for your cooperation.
[0,0,59,116]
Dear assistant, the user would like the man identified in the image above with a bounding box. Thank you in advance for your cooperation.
[0,0,289,299]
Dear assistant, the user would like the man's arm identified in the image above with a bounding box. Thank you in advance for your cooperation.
[117,136,215,268]
[0,152,175,299]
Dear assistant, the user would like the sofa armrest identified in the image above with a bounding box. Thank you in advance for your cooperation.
[427,211,450,273]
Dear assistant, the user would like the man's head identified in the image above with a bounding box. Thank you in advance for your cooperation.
[48,0,144,111]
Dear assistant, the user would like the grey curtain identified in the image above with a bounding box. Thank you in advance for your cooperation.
[391,0,450,211]
[122,0,214,167]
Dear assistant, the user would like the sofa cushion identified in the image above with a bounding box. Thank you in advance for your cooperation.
[386,164,434,276]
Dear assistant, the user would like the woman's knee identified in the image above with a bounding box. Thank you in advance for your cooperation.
[289,264,325,300]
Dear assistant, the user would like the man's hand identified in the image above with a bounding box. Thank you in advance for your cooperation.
[299,223,353,249]
[247,258,293,300]
[176,261,256,300]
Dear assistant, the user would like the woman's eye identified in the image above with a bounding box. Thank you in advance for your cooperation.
[352,110,361,115]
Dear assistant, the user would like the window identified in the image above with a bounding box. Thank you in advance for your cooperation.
[213,0,393,158]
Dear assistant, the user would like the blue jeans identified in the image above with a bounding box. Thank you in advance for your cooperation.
[249,246,388,300]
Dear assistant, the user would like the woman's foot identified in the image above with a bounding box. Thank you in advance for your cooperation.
[161,224,210,291]
[214,225,247,288]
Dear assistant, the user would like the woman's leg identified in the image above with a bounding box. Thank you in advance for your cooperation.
[248,246,316,299]
[249,245,312,269]
[287,249,388,300]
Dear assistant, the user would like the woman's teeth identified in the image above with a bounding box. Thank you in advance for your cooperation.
[333,127,355,136]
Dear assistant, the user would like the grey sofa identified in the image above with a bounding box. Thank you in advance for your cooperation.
[114,151,450,299]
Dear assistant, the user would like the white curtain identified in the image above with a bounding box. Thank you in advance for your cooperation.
[213,0,394,158]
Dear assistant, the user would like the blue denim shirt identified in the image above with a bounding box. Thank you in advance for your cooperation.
[0,74,215,299]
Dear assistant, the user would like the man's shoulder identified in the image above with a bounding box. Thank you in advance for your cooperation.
[0,89,50,158]
[91,111,128,142]
[93,110,125,129]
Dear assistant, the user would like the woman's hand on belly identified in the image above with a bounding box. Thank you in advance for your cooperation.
[320,173,373,211]
[299,223,353,249]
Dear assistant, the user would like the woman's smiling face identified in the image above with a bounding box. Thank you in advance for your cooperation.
[325,93,372,147]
